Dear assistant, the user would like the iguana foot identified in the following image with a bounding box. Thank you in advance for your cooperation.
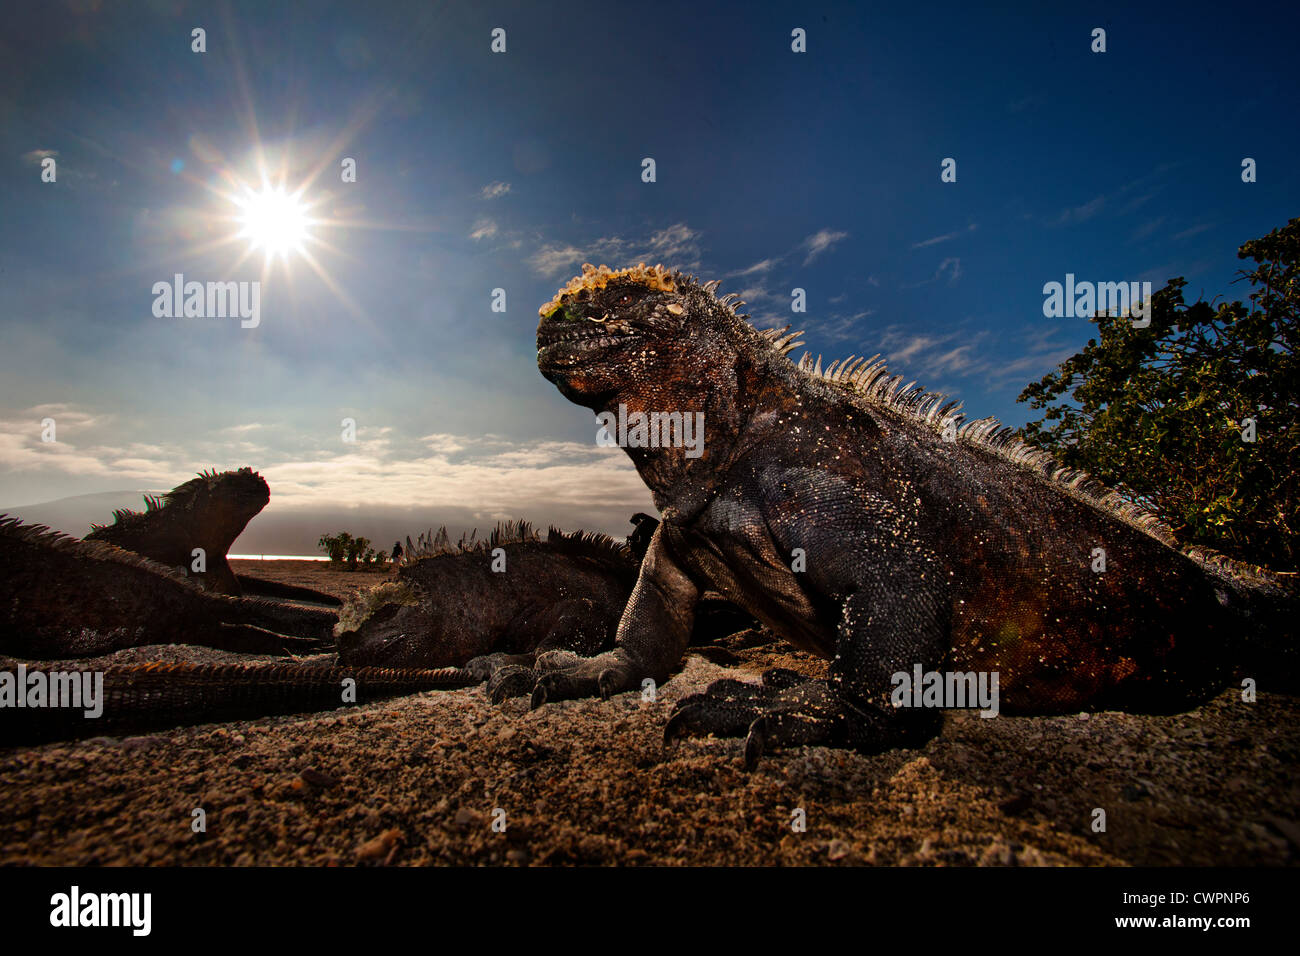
[527,649,639,707]
[664,670,940,769]
[487,665,536,704]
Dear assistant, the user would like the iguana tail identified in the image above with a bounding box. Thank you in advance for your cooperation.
[210,593,339,642]
[0,662,476,746]
[235,574,344,607]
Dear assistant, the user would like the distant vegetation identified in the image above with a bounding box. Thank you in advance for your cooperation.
[1018,218,1299,572]
[317,532,388,569]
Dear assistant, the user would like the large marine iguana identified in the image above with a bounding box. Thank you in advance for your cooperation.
[524,262,1298,765]
[85,467,340,606]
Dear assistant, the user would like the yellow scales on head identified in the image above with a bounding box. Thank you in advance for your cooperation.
[540,262,678,318]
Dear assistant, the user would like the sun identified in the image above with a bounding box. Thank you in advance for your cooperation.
[234,186,311,258]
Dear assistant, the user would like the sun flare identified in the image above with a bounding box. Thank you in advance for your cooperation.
[234,186,311,258]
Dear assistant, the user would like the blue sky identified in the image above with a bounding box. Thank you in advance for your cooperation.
[1,0,1297,541]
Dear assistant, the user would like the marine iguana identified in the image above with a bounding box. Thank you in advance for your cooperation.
[0,517,474,745]
[335,521,639,700]
[526,262,1298,765]
[335,517,755,699]
[0,516,335,657]
[85,467,340,606]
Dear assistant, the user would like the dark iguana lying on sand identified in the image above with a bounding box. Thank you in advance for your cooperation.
[0,517,473,745]
[1,516,336,657]
[85,467,339,606]
[336,521,635,700]
[335,518,754,700]
[524,262,1298,765]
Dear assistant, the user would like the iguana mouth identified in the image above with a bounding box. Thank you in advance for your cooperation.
[536,325,642,366]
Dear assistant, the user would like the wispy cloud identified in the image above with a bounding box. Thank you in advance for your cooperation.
[732,258,777,276]
[1050,164,1178,226]
[1128,216,1166,243]
[1054,195,1106,225]
[801,228,849,265]
[1172,222,1213,241]
[469,217,498,241]
[21,149,58,165]
[903,257,962,288]
[911,223,977,249]
[868,323,1078,394]
[480,181,511,200]
[528,222,703,278]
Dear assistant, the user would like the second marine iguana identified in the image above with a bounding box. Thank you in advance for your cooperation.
[0,516,335,657]
[525,262,1298,765]
[335,521,639,700]
[85,467,340,606]
[0,517,474,745]
[334,517,756,700]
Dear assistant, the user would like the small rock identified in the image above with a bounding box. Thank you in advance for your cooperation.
[827,839,850,861]
[119,735,168,751]
[454,807,486,828]
[355,828,402,865]
[300,767,340,789]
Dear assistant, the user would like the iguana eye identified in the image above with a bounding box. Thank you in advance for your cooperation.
[616,293,635,306]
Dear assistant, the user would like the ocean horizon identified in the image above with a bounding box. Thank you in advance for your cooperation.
[228,554,331,562]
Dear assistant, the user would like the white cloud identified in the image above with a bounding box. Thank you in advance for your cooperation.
[732,258,776,276]
[911,224,977,249]
[470,218,498,241]
[480,181,511,200]
[528,222,703,278]
[1054,195,1106,225]
[0,403,653,523]
[801,228,848,265]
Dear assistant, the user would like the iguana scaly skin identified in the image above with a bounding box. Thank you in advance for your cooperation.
[0,516,335,657]
[335,521,639,699]
[526,262,1298,764]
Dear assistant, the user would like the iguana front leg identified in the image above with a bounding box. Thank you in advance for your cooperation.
[526,524,700,705]
[665,560,949,767]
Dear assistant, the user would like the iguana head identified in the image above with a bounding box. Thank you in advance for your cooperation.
[168,467,270,540]
[536,262,715,406]
[335,581,445,667]
[537,263,764,500]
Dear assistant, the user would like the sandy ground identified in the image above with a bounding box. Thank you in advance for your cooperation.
[1,562,1297,866]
